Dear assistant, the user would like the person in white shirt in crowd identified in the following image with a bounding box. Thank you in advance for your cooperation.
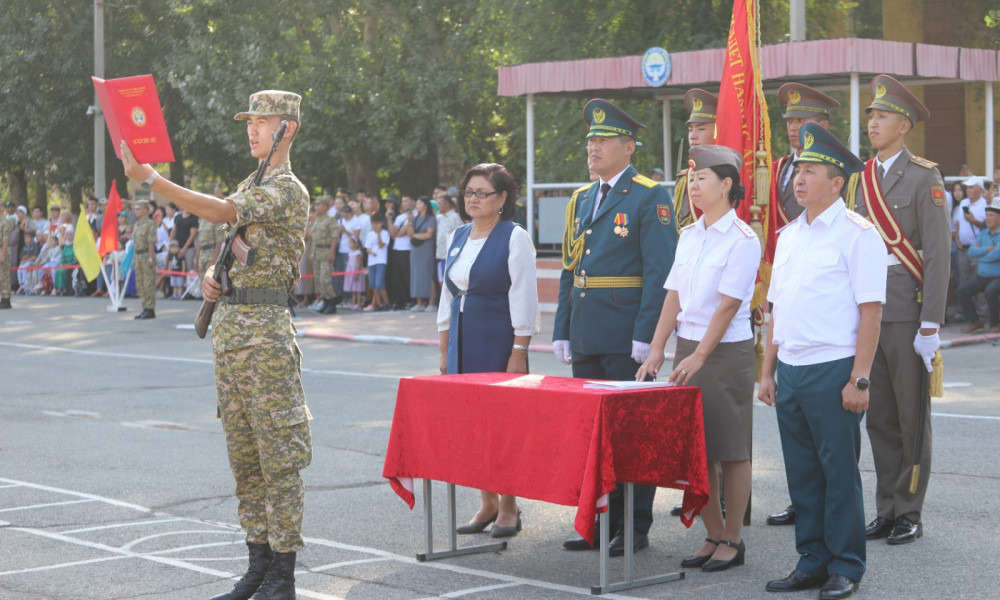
[953,176,988,288]
[435,194,463,294]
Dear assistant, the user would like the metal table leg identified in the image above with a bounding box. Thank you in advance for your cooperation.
[415,480,506,561]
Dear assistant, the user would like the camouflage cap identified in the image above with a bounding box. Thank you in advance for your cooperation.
[778,83,840,119]
[135,198,151,209]
[688,145,742,172]
[865,74,930,125]
[234,90,302,121]
[684,89,718,124]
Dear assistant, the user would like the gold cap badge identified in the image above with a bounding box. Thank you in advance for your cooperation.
[593,108,606,124]
[788,90,801,105]
[692,98,703,112]
[803,132,814,149]
[875,84,887,99]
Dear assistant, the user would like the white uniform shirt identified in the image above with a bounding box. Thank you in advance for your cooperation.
[437,225,541,337]
[664,209,761,343]
[768,199,888,366]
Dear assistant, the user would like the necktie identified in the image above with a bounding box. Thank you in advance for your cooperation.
[877,164,885,181]
[595,183,611,216]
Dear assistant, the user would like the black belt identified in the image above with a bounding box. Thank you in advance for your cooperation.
[221,287,288,306]
[200,243,215,250]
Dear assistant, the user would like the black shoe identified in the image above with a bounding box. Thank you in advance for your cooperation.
[767,504,796,526]
[563,528,600,551]
[490,510,522,538]
[765,569,826,592]
[249,551,295,600]
[455,510,498,534]
[211,542,273,600]
[134,309,155,320]
[819,574,859,599]
[608,531,648,557]
[887,516,922,545]
[702,539,745,572]
[0,298,11,309]
[670,504,683,517]
[680,538,719,568]
[865,516,894,540]
[320,300,337,315]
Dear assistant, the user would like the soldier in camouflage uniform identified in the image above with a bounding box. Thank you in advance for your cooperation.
[0,203,14,309]
[195,214,220,300]
[132,199,157,319]
[310,194,341,314]
[120,90,310,600]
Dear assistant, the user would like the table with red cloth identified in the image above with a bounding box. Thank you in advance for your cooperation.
[382,372,710,547]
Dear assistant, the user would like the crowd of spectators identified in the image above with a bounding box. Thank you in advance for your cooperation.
[948,168,1000,333]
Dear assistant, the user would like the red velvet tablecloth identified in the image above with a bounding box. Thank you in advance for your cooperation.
[382,373,709,544]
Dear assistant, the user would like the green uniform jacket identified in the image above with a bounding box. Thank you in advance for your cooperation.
[553,165,677,354]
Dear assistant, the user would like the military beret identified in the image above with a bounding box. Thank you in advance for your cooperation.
[778,83,840,119]
[688,145,743,172]
[234,90,302,121]
[684,89,718,124]
[794,122,865,175]
[865,74,930,125]
[582,98,645,146]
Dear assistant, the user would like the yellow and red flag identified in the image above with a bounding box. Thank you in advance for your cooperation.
[73,211,102,282]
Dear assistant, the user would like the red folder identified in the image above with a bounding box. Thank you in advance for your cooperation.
[92,74,175,164]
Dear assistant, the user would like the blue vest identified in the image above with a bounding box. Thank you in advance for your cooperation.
[444,220,517,374]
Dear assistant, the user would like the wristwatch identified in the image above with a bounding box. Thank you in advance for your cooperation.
[140,171,159,190]
[850,376,870,391]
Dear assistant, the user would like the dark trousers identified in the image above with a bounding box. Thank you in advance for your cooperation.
[388,249,411,308]
[333,251,348,297]
[957,274,1000,326]
[776,356,865,583]
[572,351,655,534]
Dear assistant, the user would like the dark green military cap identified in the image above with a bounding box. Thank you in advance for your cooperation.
[865,74,930,125]
[582,98,645,146]
[794,122,864,175]
[778,82,839,119]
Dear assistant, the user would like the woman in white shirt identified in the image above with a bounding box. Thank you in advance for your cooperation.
[637,145,761,573]
[437,163,540,540]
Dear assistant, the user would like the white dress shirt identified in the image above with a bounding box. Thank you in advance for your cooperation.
[768,199,888,366]
[437,225,541,336]
[664,209,761,343]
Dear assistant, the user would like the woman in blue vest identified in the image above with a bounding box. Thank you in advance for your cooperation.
[437,163,540,539]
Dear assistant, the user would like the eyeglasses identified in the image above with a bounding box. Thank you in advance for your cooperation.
[463,189,498,200]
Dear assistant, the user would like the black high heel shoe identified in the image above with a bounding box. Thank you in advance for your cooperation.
[456,510,498,534]
[702,539,745,572]
[490,510,522,538]
[680,538,719,568]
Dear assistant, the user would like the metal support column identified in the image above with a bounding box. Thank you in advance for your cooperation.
[986,82,994,177]
[416,480,506,562]
[526,94,535,242]
[850,72,860,157]
[93,0,106,201]
[662,98,672,179]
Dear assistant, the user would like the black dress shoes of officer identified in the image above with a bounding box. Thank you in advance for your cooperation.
[562,527,599,550]
[819,574,859,599]
[865,516,894,539]
[608,530,648,557]
[134,309,155,320]
[455,510,498,534]
[887,516,922,545]
[702,539,745,572]
[765,569,826,592]
[669,504,683,516]
[680,538,719,568]
[766,504,796,526]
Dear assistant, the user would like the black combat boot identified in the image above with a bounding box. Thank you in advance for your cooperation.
[134,308,155,319]
[321,299,337,315]
[0,298,11,309]
[249,551,296,600]
[211,542,273,600]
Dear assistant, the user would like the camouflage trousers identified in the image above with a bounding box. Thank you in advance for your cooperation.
[214,340,313,552]
[135,256,156,310]
[312,256,336,300]
[1,252,13,299]
[198,248,214,279]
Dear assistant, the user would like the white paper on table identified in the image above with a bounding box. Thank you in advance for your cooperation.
[583,380,677,390]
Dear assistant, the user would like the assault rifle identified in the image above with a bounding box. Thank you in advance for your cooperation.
[194,120,287,338]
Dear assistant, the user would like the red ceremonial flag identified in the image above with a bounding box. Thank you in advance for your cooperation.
[99,180,122,257]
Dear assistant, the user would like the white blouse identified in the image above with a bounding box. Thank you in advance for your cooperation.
[437,225,541,336]
[664,209,761,343]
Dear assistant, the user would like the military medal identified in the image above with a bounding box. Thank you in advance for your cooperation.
[614,213,629,237]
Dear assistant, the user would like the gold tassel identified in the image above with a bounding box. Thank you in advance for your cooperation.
[754,331,765,383]
[754,146,769,212]
[929,350,943,398]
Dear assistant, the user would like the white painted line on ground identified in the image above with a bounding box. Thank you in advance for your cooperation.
[309,557,392,572]
[0,499,96,513]
[933,412,1000,421]
[147,540,241,557]
[0,555,127,577]
[120,530,241,552]
[0,477,153,513]
[60,518,185,535]
[437,582,524,598]
[943,382,973,388]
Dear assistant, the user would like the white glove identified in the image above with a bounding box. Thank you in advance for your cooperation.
[552,340,572,365]
[631,340,650,364]
[912,331,940,373]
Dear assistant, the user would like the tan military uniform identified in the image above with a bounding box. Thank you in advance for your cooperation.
[849,147,950,523]
[776,156,805,221]
[197,217,219,279]
[310,212,340,301]
[213,160,312,553]
[0,216,13,301]
[133,216,156,310]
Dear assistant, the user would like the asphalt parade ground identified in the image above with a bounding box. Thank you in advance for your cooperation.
[1,295,999,599]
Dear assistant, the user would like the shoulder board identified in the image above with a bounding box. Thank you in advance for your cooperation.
[679,222,696,234]
[909,155,937,169]
[733,219,756,238]
[632,174,658,188]
[845,210,874,229]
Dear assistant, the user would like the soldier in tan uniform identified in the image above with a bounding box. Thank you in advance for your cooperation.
[673,89,718,230]
[309,194,341,314]
[132,199,157,319]
[194,216,219,301]
[120,90,311,600]
[847,75,950,546]
[0,203,14,309]
[766,83,840,527]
